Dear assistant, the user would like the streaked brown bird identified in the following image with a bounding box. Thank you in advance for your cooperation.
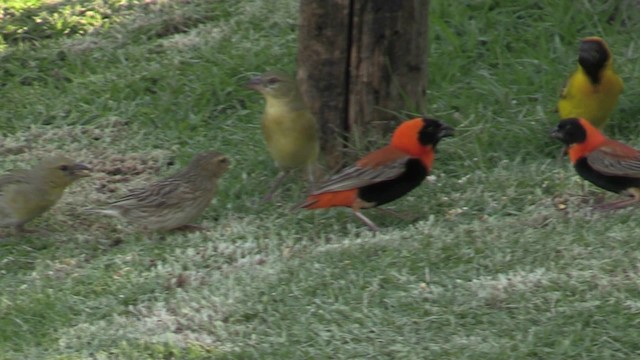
[89,151,230,231]
[0,155,91,234]
[246,70,320,202]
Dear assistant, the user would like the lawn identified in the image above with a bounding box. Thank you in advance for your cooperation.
[2,0,640,358]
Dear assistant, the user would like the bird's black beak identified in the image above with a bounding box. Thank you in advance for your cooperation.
[549,126,563,140]
[438,123,455,139]
[72,163,92,177]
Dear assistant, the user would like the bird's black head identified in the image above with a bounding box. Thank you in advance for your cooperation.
[578,37,610,85]
[550,118,587,145]
[417,117,455,147]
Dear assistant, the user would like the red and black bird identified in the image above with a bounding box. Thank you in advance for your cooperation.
[297,117,454,231]
[551,117,640,209]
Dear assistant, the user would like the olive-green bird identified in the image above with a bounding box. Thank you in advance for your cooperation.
[0,155,91,234]
[246,71,320,202]
[88,151,229,231]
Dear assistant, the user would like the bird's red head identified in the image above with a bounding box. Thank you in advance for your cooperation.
[390,117,454,157]
[551,117,609,163]
[576,118,605,141]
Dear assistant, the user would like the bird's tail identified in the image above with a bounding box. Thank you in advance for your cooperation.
[84,208,122,218]
[289,196,319,212]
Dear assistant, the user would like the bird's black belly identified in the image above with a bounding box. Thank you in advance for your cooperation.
[575,157,640,194]
[358,159,428,207]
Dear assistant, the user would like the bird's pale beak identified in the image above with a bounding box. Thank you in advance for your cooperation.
[245,76,263,90]
[72,163,92,177]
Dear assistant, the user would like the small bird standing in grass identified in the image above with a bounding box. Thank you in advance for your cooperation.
[552,118,640,210]
[89,151,230,231]
[296,117,453,231]
[0,155,91,234]
[557,37,623,129]
[246,71,320,202]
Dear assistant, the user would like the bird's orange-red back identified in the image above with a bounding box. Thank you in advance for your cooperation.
[568,118,608,163]
[390,118,435,168]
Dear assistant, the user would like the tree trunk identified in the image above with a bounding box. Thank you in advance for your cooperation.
[297,0,430,168]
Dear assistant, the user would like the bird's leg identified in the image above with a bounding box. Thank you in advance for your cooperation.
[14,224,25,234]
[593,197,639,210]
[556,146,568,164]
[352,209,379,232]
[372,207,419,221]
[14,223,37,234]
[306,165,317,192]
[172,224,208,232]
[593,189,640,211]
[261,170,289,203]
[13,224,49,237]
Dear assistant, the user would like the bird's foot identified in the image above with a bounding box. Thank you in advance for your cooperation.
[259,192,275,204]
[258,171,290,205]
[353,211,379,232]
[172,224,208,232]
[14,225,50,236]
[592,198,639,211]
[373,207,419,221]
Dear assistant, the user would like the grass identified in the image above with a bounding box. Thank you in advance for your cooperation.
[2,0,640,358]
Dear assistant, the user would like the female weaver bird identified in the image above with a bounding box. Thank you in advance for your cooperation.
[0,155,91,234]
[246,71,320,202]
[557,37,623,129]
[296,117,453,231]
[89,151,230,231]
[552,118,640,210]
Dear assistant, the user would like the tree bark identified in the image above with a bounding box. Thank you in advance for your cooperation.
[297,0,430,167]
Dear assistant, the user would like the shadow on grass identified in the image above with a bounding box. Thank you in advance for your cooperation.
[1,0,218,49]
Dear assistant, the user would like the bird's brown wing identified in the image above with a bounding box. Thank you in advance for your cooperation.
[587,145,640,177]
[110,177,193,208]
[311,156,409,194]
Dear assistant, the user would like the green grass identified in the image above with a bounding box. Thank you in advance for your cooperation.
[2,0,640,358]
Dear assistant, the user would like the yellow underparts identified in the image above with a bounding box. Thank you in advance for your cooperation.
[558,67,623,129]
[4,183,64,222]
[261,98,319,170]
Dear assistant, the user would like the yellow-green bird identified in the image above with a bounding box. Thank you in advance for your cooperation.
[558,37,623,129]
[0,155,91,234]
[246,71,320,201]
[88,151,230,231]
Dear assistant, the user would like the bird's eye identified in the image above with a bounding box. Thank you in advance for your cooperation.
[266,77,279,86]
[218,157,229,164]
[59,165,69,171]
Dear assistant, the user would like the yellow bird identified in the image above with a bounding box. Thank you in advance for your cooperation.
[557,37,623,129]
[246,71,320,201]
[0,155,91,234]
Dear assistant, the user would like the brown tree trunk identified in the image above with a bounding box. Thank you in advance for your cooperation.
[297,0,430,168]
